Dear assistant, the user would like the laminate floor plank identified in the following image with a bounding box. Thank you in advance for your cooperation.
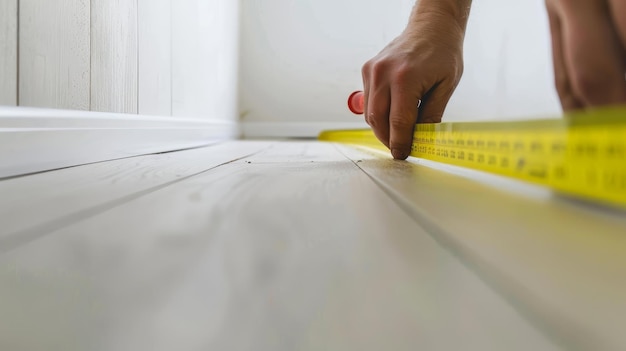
[336,144,626,350]
[0,141,556,351]
[234,140,347,163]
[0,141,272,250]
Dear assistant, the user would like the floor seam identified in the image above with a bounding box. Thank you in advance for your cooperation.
[333,142,578,351]
[0,140,228,182]
[0,142,275,255]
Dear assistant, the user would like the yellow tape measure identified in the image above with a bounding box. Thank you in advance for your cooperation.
[319,107,626,209]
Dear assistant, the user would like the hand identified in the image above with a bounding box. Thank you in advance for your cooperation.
[546,0,626,112]
[361,12,465,160]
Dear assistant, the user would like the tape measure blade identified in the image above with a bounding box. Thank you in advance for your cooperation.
[318,110,626,210]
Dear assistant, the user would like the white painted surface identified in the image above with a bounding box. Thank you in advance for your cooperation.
[91,0,138,113]
[0,141,559,351]
[0,141,268,239]
[0,0,17,106]
[0,106,238,178]
[19,0,90,110]
[338,144,626,350]
[11,0,239,119]
[451,0,560,121]
[172,0,240,121]
[239,0,561,135]
[138,0,172,116]
[242,121,367,138]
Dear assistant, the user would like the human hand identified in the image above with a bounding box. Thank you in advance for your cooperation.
[546,0,626,111]
[361,12,466,160]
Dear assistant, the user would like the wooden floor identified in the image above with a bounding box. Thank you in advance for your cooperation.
[1,141,625,351]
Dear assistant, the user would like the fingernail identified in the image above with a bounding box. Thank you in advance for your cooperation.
[391,148,409,160]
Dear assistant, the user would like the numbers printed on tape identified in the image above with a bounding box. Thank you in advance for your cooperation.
[319,108,626,209]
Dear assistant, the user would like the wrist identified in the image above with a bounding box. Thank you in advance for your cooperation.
[407,0,471,38]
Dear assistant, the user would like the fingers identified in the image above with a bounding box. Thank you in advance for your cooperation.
[366,85,391,149]
[559,0,626,107]
[546,3,584,111]
[389,82,420,160]
[418,81,456,123]
[362,61,391,148]
[360,26,464,160]
[361,62,371,127]
[608,0,626,53]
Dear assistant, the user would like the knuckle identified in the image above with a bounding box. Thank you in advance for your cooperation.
[370,60,389,78]
[392,63,412,80]
[367,113,382,129]
[389,115,413,131]
[361,60,373,76]
[455,62,465,81]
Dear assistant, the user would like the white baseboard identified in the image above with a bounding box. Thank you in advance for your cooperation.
[0,107,239,178]
[241,121,368,139]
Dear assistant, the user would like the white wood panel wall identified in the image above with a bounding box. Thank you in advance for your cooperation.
[0,0,18,106]
[138,0,172,116]
[3,0,239,120]
[19,0,90,110]
[91,0,138,113]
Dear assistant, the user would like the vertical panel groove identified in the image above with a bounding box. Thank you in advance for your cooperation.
[16,0,20,105]
[169,0,173,116]
[89,0,92,111]
[0,0,18,105]
[135,0,141,113]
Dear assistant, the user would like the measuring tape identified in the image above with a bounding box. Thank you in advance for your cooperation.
[319,95,626,209]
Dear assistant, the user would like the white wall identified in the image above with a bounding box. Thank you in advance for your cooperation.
[0,0,240,123]
[0,0,18,106]
[451,0,560,121]
[239,0,561,135]
[172,0,240,122]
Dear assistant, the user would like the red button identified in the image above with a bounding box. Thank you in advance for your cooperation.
[348,91,364,115]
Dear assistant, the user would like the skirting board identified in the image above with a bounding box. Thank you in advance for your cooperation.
[241,121,368,139]
[0,107,239,178]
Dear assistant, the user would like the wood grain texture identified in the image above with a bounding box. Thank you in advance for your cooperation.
[337,144,626,350]
[236,140,348,163]
[0,0,17,106]
[18,0,90,110]
[91,0,138,113]
[0,141,268,239]
[138,0,171,116]
[0,141,557,351]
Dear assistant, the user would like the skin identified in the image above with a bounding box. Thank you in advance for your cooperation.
[546,0,626,110]
[362,0,626,160]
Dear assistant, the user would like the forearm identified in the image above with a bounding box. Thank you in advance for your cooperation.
[409,0,472,34]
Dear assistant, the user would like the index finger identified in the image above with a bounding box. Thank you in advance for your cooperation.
[388,85,420,160]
